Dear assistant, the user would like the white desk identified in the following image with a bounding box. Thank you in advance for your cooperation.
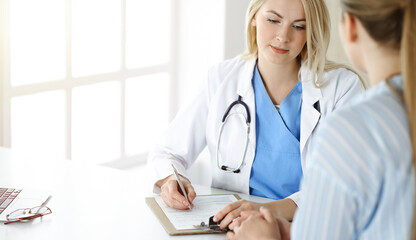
[0,148,271,240]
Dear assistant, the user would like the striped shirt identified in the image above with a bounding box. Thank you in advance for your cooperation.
[292,76,414,239]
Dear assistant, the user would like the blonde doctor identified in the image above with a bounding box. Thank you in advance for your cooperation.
[148,0,364,223]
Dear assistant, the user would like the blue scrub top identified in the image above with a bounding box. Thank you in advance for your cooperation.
[249,65,303,199]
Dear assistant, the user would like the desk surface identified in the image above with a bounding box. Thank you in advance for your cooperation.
[0,148,271,240]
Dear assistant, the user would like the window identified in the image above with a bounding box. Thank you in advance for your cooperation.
[0,0,174,166]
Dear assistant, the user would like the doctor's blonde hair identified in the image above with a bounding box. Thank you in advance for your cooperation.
[340,0,416,239]
[242,0,364,88]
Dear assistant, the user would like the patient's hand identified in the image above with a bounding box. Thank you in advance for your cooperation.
[214,198,296,230]
[226,207,291,240]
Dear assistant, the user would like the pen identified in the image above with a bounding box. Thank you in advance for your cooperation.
[171,164,192,210]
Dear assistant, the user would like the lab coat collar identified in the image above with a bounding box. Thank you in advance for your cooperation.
[236,57,257,98]
[299,63,322,105]
[299,63,322,154]
[236,58,322,105]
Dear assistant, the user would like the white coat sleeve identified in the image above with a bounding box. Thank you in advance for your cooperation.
[287,191,301,206]
[333,70,365,109]
[147,72,213,194]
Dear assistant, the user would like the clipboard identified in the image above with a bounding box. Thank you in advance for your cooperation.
[146,194,241,235]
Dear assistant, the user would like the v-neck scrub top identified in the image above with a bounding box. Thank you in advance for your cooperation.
[249,65,303,199]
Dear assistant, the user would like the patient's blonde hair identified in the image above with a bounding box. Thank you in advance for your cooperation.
[242,0,365,87]
[340,0,416,238]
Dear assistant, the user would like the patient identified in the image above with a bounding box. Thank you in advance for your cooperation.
[227,0,416,239]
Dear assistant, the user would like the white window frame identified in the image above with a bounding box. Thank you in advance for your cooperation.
[0,0,180,169]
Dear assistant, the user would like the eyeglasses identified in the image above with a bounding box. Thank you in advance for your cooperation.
[4,206,52,225]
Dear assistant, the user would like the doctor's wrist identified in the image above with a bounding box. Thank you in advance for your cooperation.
[265,198,297,221]
[155,174,175,188]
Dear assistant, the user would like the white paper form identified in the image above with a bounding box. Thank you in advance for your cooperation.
[155,194,239,230]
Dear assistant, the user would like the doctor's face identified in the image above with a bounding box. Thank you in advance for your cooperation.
[253,0,306,66]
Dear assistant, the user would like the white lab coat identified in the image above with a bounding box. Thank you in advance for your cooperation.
[147,56,363,206]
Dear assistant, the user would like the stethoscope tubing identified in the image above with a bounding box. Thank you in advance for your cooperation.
[216,95,251,173]
[222,96,251,124]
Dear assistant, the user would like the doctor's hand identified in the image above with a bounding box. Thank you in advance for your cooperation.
[215,198,297,229]
[226,207,290,240]
[213,199,262,229]
[157,174,196,210]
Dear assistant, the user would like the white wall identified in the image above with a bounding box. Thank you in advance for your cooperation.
[174,0,226,114]
[174,0,255,112]
[223,0,251,59]
[325,0,349,64]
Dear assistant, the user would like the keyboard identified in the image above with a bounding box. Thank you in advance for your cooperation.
[0,188,22,215]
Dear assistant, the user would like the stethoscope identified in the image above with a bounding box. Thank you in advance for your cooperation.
[216,95,251,173]
[215,91,309,173]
